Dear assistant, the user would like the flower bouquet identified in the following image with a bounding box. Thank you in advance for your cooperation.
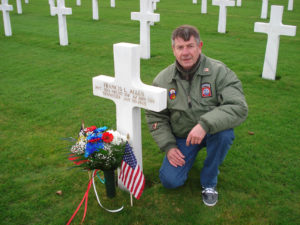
[69,124,127,198]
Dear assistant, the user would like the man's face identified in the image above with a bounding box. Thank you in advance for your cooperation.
[172,36,203,70]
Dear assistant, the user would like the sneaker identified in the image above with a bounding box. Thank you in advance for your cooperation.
[202,187,218,206]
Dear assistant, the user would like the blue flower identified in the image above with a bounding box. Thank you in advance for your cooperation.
[85,141,104,158]
[93,126,108,133]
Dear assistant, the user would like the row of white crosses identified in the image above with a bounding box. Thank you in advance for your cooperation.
[261,0,294,19]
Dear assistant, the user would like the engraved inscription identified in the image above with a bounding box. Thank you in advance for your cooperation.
[100,82,157,107]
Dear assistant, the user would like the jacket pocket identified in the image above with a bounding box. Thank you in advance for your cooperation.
[170,111,181,123]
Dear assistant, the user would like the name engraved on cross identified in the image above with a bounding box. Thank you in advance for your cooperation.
[212,0,235,33]
[51,0,72,46]
[93,43,167,189]
[254,5,296,80]
[261,0,268,19]
[0,0,13,36]
[131,0,160,59]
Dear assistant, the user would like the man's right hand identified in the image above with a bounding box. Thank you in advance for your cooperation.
[167,148,185,167]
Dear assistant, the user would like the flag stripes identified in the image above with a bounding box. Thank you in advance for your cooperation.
[119,143,145,199]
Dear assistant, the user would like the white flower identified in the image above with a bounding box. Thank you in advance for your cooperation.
[107,130,127,145]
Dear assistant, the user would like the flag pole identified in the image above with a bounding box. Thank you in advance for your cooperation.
[126,134,134,207]
[130,193,133,207]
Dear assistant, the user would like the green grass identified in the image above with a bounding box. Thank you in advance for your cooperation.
[1,0,300,224]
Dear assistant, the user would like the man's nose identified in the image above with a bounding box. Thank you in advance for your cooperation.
[182,47,189,55]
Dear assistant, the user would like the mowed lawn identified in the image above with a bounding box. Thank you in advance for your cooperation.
[0,0,299,224]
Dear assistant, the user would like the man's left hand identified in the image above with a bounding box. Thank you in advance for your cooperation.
[186,124,206,146]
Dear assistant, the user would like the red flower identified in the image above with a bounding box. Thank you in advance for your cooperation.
[102,132,113,143]
[84,126,97,132]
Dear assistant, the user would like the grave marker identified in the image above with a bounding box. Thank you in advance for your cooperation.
[49,0,55,16]
[193,0,197,4]
[16,0,22,14]
[152,0,159,11]
[150,0,160,26]
[131,0,160,59]
[111,0,115,8]
[254,5,296,80]
[92,0,99,20]
[236,0,241,7]
[201,0,207,14]
[25,0,28,3]
[76,0,81,6]
[212,0,235,33]
[261,0,268,19]
[51,0,72,46]
[93,43,167,189]
[0,0,13,36]
[288,0,293,11]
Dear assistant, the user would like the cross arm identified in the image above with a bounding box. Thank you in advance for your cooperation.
[131,12,160,23]
[254,22,270,34]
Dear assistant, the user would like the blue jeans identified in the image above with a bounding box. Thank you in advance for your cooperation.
[159,129,235,188]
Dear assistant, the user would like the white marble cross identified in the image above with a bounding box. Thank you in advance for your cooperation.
[93,43,167,189]
[288,0,293,11]
[201,0,207,14]
[236,0,241,7]
[49,0,55,16]
[261,0,268,19]
[111,0,115,8]
[0,0,13,36]
[149,0,160,25]
[131,0,160,59]
[16,0,22,14]
[25,0,28,3]
[152,0,159,11]
[193,0,197,4]
[51,0,72,46]
[212,0,235,33]
[92,0,99,20]
[76,0,81,6]
[254,5,296,80]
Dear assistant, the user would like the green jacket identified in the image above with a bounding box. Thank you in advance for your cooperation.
[145,54,248,152]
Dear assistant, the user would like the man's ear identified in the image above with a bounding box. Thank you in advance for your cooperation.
[199,41,203,49]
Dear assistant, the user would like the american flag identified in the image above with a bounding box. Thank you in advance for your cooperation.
[119,143,145,199]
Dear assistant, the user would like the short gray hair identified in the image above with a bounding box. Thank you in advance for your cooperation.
[171,25,201,46]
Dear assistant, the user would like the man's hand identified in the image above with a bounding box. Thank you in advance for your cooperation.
[167,148,185,167]
[186,124,206,146]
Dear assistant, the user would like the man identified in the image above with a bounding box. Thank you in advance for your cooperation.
[145,25,248,206]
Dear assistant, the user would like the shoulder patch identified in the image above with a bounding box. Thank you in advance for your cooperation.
[201,83,212,97]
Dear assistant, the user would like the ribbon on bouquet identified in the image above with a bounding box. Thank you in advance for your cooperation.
[66,170,123,225]
[92,170,123,213]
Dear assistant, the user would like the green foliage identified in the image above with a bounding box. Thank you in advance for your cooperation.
[0,0,300,224]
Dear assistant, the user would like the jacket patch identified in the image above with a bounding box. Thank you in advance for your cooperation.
[201,83,212,97]
[169,88,177,100]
